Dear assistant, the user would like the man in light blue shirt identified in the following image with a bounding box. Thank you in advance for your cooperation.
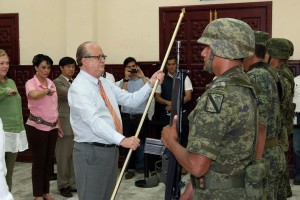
[68,41,164,200]
[119,57,149,179]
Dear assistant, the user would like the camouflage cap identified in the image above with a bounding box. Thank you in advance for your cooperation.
[254,31,269,46]
[266,38,294,59]
[197,18,255,60]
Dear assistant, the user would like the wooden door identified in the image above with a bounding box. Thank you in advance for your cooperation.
[159,2,272,103]
[0,13,20,64]
[215,2,272,33]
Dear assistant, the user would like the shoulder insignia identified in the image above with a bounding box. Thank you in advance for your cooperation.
[205,93,224,113]
[211,81,226,89]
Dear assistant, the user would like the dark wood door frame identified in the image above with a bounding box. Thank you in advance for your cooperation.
[0,13,20,64]
[159,2,272,62]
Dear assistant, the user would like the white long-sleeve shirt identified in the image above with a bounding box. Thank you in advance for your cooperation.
[68,70,152,145]
[294,75,300,112]
[0,118,14,200]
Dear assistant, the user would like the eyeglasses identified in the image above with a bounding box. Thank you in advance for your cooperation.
[84,54,107,60]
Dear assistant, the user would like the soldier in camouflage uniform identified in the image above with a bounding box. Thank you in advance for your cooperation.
[161,18,260,200]
[243,31,285,200]
[266,38,295,199]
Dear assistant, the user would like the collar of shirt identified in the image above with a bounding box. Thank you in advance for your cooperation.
[80,70,99,86]
[167,72,174,78]
[62,75,73,83]
[33,75,53,89]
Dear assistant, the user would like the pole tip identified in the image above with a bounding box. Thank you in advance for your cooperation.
[181,8,186,14]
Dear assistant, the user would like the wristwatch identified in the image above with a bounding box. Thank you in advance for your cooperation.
[123,79,129,82]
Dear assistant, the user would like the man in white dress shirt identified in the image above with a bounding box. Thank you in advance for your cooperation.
[68,41,164,200]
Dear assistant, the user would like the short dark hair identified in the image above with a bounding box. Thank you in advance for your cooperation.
[32,54,53,67]
[59,57,76,67]
[167,55,177,63]
[123,57,137,67]
[255,44,266,59]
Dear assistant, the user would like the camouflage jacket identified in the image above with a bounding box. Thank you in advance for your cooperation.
[187,65,258,200]
[275,63,295,136]
[247,61,285,175]
[247,61,280,139]
[275,63,296,152]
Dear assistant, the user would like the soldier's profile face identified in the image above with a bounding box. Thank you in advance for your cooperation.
[201,46,211,65]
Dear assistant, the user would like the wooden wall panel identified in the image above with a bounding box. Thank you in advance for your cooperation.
[0,13,20,64]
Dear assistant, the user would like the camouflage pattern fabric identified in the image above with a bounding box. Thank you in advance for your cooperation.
[246,61,285,199]
[187,65,257,200]
[275,63,295,200]
[266,38,294,60]
[276,64,295,145]
[254,31,269,46]
[197,18,255,60]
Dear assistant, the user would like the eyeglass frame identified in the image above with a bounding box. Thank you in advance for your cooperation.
[84,54,107,60]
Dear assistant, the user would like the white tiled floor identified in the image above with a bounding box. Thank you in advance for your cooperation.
[11,162,300,200]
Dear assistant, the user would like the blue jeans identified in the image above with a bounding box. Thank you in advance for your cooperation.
[293,116,300,179]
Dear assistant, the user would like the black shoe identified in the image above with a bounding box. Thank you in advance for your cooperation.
[59,187,73,198]
[294,178,300,185]
[287,190,292,198]
[125,171,135,179]
[68,186,77,192]
[50,173,57,181]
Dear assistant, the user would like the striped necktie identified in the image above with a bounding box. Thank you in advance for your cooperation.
[98,80,123,134]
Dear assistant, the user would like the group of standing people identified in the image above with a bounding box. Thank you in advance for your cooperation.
[0,18,299,200]
[161,17,297,200]
[0,50,78,200]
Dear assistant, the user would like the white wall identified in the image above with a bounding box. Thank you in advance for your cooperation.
[0,0,299,64]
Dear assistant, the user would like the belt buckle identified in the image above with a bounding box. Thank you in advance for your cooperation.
[36,117,43,124]
[130,115,135,119]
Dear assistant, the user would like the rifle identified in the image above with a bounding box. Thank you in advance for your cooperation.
[144,41,188,199]
[165,69,188,199]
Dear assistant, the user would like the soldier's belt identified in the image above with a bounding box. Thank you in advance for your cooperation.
[264,137,279,148]
[190,174,245,190]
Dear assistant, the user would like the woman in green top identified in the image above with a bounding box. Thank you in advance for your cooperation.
[0,49,28,191]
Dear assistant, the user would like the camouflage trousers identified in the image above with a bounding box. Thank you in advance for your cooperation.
[277,153,290,200]
[193,188,252,200]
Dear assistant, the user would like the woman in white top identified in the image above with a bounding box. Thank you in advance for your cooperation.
[0,118,14,200]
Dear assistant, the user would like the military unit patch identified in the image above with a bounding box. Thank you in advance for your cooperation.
[205,93,224,113]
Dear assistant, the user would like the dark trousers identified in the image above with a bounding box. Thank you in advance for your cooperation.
[25,125,57,197]
[122,113,148,170]
[5,152,17,191]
